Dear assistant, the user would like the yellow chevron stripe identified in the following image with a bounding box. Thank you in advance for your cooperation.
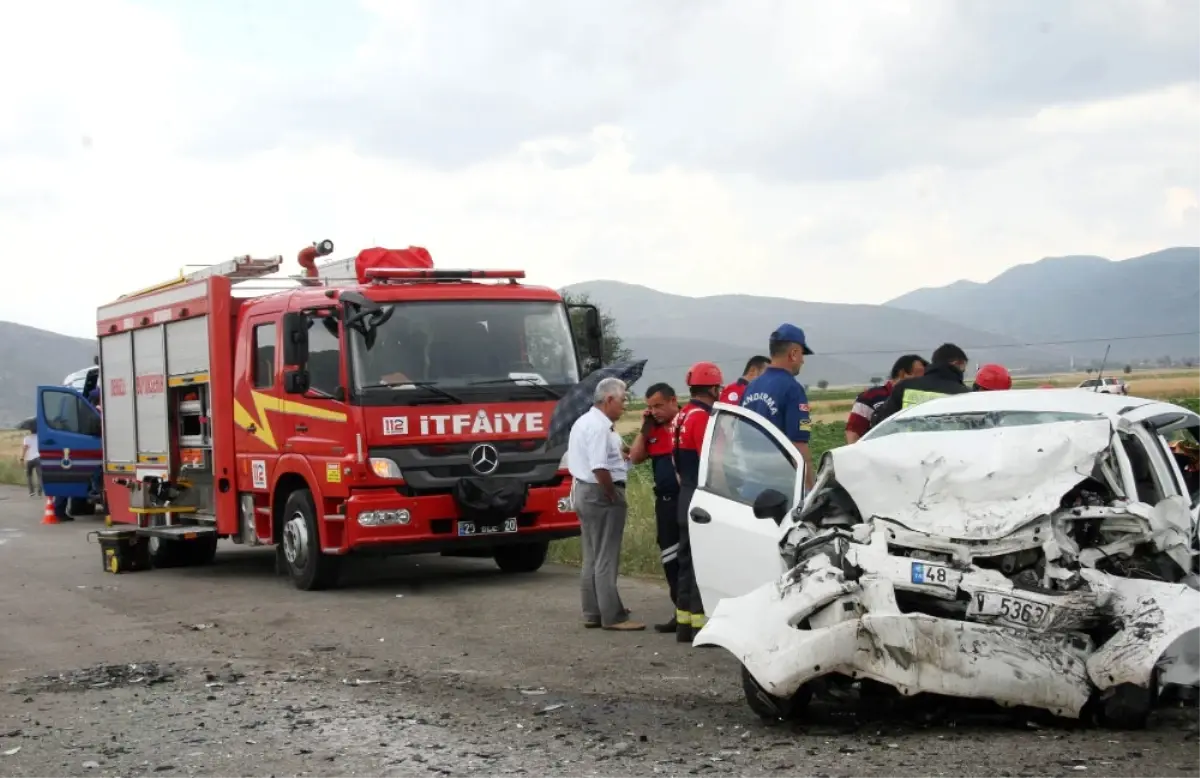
[233,391,348,451]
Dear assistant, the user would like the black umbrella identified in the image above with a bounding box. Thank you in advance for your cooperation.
[546,359,647,449]
[17,417,36,433]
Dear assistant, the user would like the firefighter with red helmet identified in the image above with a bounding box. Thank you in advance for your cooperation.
[973,363,1012,391]
[672,361,723,643]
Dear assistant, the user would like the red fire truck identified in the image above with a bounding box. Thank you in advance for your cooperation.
[39,241,603,590]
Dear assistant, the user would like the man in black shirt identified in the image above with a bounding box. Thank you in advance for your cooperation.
[870,343,970,429]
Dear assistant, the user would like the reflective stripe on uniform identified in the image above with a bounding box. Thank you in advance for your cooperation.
[661,543,679,564]
[901,389,948,408]
[676,609,691,626]
[690,613,707,628]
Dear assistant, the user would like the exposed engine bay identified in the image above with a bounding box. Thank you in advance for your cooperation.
[695,415,1200,728]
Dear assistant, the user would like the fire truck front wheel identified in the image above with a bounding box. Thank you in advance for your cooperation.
[493,541,549,574]
[280,488,341,591]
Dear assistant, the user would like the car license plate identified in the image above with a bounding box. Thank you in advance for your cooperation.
[457,518,518,537]
[909,561,952,587]
[971,592,1049,628]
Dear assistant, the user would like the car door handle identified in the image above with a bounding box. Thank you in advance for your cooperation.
[690,507,712,524]
[295,424,308,433]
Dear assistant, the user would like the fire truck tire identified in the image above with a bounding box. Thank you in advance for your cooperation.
[183,534,218,567]
[281,489,340,591]
[492,541,548,574]
[147,536,185,569]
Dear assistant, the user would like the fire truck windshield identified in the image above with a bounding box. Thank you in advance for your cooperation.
[349,300,581,404]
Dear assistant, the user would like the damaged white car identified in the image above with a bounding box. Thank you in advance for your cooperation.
[688,389,1200,728]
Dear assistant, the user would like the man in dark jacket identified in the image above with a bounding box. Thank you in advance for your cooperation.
[869,343,970,429]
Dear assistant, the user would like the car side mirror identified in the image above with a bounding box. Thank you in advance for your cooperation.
[752,488,790,525]
[283,369,310,395]
[281,312,309,367]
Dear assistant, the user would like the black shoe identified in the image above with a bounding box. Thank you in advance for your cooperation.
[675,624,694,643]
[654,617,678,633]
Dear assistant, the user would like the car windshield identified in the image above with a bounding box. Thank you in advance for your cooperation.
[867,410,1100,439]
[349,300,580,400]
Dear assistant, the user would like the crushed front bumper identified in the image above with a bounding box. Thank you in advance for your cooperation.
[695,565,1200,720]
[695,580,1095,717]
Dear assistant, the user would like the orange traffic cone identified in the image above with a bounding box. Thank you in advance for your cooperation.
[42,497,59,525]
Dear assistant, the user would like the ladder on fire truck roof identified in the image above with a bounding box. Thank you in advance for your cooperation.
[119,255,286,300]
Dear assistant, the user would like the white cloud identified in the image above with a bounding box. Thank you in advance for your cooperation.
[1,0,1197,341]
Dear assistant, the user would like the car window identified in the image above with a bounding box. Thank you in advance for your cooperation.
[1080,379,1099,388]
[869,410,1098,438]
[42,390,79,433]
[703,411,797,508]
[307,315,343,397]
[41,391,100,437]
[253,323,276,389]
[1164,428,1199,508]
[1120,427,1173,504]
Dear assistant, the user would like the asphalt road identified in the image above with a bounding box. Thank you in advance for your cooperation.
[0,484,1196,777]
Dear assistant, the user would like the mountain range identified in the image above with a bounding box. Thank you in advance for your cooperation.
[1,246,1196,426]
[566,246,1198,392]
[0,322,96,427]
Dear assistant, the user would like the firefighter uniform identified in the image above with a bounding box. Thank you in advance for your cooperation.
[719,377,749,406]
[645,419,681,612]
[672,397,714,641]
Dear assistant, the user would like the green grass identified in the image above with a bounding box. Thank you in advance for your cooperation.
[0,459,24,488]
[546,421,847,577]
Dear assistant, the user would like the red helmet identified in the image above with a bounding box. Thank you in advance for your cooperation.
[974,363,1012,391]
[686,361,724,387]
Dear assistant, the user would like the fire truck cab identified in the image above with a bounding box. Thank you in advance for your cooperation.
[69,241,604,590]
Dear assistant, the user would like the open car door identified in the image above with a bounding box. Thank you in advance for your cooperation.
[36,385,103,499]
[688,401,806,610]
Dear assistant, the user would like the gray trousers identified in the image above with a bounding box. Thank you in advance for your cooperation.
[575,480,628,627]
[25,458,41,496]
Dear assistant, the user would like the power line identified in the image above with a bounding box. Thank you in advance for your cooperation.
[632,330,1200,373]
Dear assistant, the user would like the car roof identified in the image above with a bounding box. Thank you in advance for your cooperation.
[887,388,1166,419]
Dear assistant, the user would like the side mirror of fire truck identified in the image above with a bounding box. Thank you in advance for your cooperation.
[283,369,310,395]
[583,307,604,365]
[282,312,310,367]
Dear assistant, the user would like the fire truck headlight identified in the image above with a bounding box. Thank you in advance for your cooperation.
[369,457,403,479]
[358,509,411,527]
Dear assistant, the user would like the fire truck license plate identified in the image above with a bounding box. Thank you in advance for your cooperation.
[458,518,518,537]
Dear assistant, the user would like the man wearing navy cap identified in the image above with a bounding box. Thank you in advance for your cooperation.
[740,324,816,490]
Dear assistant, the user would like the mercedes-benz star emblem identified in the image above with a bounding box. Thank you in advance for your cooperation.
[468,443,499,476]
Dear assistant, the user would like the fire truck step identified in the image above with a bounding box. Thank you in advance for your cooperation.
[136,525,218,541]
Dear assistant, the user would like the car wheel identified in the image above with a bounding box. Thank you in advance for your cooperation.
[281,489,340,591]
[741,664,811,721]
[1094,679,1156,730]
[493,541,549,573]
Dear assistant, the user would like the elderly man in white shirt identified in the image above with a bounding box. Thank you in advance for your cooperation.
[567,376,645,631]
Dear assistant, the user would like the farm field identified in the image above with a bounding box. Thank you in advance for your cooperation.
[1,368,1197,578]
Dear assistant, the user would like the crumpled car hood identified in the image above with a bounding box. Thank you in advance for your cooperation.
[831,418,1113,540]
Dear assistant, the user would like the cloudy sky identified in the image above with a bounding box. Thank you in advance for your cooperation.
[2,0,1198,339]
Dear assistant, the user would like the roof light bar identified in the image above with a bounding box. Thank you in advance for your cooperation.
[364,268,526,281]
